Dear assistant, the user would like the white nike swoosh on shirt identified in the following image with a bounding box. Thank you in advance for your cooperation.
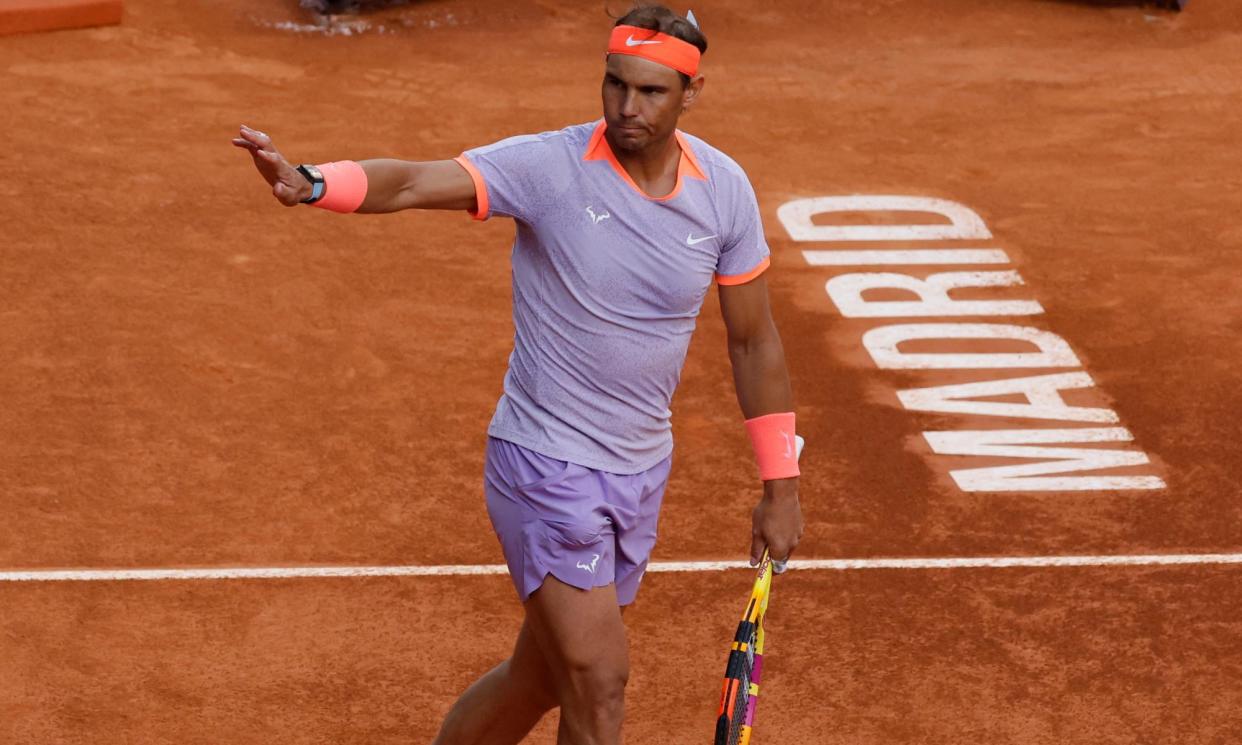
[686,234,717,245]
[626,36,663,47]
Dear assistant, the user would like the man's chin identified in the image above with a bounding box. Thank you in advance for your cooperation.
[611,128,650,151]
[613,124,660,150]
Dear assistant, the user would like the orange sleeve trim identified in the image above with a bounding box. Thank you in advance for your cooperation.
[716,255,771,286]
[453,155,489,221]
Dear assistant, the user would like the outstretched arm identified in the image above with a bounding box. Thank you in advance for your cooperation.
[231,125,476,213]
[718,275,804,566]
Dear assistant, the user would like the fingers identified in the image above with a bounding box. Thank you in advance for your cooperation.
[235,125,285,161]
[755,518,799,573]
[767,539,795,570]
[751,493,802,572]
[770,541,795,574]
[235,129,262,148]
[749,531,765,567]
[233,125,276,158]
[751,535,792,574]
[234,125,299,203]
[237,124,274,149]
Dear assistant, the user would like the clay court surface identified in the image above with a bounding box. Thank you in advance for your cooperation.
[3,0,1242,742]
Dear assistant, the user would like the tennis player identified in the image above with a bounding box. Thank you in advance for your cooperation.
[233,5,802,743]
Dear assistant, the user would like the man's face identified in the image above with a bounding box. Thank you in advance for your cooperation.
[601,54,703,153]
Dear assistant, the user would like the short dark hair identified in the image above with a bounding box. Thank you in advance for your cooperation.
[613,4,708,86]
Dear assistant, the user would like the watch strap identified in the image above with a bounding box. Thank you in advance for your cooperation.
[296,164,326,204]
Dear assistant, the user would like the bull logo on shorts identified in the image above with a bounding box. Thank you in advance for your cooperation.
[576,553,601,575]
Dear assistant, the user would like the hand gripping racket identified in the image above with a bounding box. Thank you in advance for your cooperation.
[714,435,803,744]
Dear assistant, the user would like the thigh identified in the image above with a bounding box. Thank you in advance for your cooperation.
[523,575,628,678]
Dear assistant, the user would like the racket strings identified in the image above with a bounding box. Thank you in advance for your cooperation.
[725,625,759,745]
[728,667,751,743]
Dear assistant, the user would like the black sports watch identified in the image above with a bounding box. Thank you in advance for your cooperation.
[296,164,326,204]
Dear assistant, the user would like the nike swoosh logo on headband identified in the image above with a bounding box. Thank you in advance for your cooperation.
[625,35,663,47]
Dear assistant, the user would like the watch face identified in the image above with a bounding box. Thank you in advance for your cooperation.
[300,164,323,182]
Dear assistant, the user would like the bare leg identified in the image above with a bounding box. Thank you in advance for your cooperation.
[431,619,558,745]
[524,578,629,745]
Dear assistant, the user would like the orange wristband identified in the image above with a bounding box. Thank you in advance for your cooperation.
[313,160,368,213]
[745,412,800,481]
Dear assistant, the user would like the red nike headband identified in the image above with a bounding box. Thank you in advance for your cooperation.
[607,25,701,78]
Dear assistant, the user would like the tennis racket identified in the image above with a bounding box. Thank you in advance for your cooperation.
[714,435,803,744]
[714,549,773,745]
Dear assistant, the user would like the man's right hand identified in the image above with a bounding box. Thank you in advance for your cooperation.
[231,125,311,206]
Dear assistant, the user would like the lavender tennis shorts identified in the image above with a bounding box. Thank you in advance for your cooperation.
[484,436,672,606]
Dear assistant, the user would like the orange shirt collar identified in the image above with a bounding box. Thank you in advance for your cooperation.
[583,121,706,200]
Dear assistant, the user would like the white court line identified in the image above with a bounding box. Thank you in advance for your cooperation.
[801,249,1011,266]
[2,553,1241,583]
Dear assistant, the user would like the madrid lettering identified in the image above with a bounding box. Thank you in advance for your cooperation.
[778,196,1165,493]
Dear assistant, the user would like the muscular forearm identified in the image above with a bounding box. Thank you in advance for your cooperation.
[728,329,794,419]
[360,158,476,214]
[355,159,419,213]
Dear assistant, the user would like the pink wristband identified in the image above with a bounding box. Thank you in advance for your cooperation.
[745,412,800,481]
[313,160,368,213]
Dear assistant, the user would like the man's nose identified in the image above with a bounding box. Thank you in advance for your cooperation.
[620,89,640,117]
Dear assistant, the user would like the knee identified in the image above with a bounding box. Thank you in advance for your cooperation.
[562,654,628,713]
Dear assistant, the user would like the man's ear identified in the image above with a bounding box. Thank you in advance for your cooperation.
[683,75,706,111]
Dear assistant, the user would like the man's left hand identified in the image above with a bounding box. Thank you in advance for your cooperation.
[750,477,803,572]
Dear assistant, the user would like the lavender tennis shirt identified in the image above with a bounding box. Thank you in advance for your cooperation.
[457,120,770,474]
